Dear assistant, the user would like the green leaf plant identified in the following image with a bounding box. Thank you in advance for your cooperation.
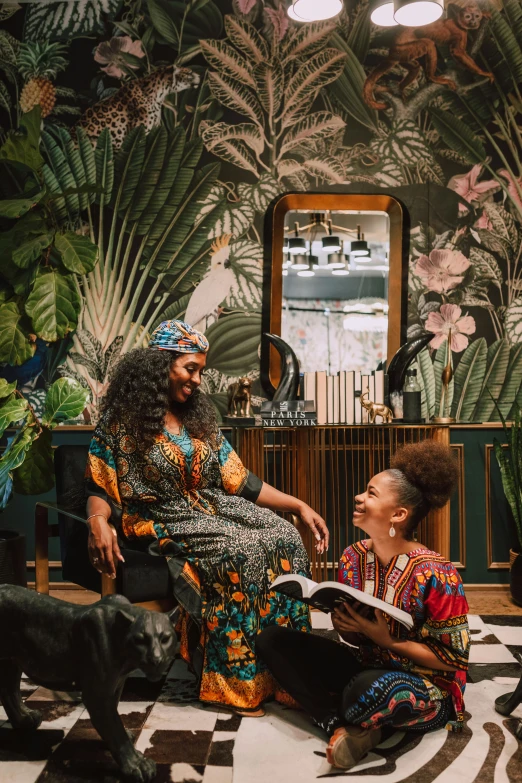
[491,392,522,552]
[0,376,89,508]
[0,106,99,366]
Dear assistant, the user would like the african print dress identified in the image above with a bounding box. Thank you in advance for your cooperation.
[339,541,470,731]
[86,417,311,711]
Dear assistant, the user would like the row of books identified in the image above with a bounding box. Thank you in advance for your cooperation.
[303,369,386,425]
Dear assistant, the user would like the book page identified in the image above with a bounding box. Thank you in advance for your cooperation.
[271,574,317,599]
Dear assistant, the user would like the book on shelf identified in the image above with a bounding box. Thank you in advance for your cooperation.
[346,370,355,425]
[374,369,385,405]
[316,370,327,425]
[327,375,334,425]
[271,574,413,629]
[354,371,362,424]
[333,373,340,425]
[361,374,370,423]
[261,400,315,413]
[261,416,317,427]
[303,372,316,406]
[262,410,316,420]
[369,375,375,410]
[339,370,346,425]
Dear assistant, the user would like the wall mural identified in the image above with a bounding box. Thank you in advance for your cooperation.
[1,0,522,423]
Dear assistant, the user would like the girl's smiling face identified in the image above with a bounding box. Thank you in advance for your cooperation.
[353,471,409,537]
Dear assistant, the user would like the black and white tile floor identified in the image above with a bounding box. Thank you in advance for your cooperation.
[1,613,521,783]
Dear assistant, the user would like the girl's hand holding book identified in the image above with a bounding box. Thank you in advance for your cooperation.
[333,602,395,650]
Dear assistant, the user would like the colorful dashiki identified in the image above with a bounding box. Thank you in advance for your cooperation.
[338,540,470,731]
[86,418,310,711]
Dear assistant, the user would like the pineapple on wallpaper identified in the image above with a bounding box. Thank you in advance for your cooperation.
[1,0,522,423]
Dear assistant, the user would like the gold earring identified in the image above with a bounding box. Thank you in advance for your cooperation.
[389,522,396,538]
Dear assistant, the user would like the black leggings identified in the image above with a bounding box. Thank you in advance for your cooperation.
[257,626,453,735]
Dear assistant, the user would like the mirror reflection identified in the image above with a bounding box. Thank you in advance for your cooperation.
[282,210,390,375]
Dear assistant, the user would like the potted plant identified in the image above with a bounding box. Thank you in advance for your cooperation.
[0,376,88,585]
[492,403,522,605]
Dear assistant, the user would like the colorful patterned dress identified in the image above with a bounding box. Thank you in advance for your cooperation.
[86,418,311,711]
[338,540,470,731]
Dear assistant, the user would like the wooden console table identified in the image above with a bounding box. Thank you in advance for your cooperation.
[235,425,451,581]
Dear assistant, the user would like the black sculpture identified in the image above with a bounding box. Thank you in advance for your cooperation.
[495,650,522,739]
[263,333,300,402]
[0,586,176,781]
[387,333,433,398]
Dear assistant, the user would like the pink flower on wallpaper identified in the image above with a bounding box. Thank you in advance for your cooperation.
[475,210,493,230]
[237,0,257,11]
[415,249,471,293]
[499,169,522,209]
[426,304,476,353]
[94,36,145,79]
[448,164,499,213]
[264,7,289,40]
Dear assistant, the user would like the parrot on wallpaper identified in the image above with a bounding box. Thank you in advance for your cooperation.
[0,338,48,389]
[185,234,235,332]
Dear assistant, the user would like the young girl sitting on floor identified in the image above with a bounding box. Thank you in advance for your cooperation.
[257,440,470,770]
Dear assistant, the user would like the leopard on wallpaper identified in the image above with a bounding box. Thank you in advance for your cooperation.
[0,0,521,423]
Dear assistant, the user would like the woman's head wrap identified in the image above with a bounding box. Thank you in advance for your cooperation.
[148,320,209,353]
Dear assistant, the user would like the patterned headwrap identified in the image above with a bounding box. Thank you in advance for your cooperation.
[148,320,209,353]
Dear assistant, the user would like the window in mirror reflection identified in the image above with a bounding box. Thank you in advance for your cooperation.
[282,210,389,374]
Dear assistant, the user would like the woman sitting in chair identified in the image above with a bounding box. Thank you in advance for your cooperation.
[85,320,328,715]
[257,440,470,769]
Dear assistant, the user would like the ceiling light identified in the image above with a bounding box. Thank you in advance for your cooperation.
[332,266,350,276]
[370,0,398,25]
[288,237,307,255]
[328,252,350,269]
[287,2,305,20]
[298,255,317,276]
[350,224,370,257]
[354,254,372,262]
[393,0,443,26]
[291,0,343,22]
[282,269,288,276]
[290,254,309,270]
[322,236,342,252]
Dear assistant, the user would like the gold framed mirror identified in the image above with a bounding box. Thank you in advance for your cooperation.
[261,193,406,394]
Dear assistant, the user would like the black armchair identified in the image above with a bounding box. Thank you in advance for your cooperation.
[34,444,175,611]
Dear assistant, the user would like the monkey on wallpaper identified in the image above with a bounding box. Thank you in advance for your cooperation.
[363,4,494,111]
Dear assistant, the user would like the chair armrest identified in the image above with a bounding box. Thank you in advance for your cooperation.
[35,501,88,525]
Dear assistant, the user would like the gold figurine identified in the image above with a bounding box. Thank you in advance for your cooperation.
[360,391,394,424]
[227,377,253,418]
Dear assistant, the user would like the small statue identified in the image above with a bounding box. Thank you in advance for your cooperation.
[0,586,176,782]
[227,377,253,418]
[360,391,394,424]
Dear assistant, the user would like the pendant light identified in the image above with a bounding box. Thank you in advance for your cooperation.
[297,252,317,277]
[370,0,398,25]
[350,225,370,257]
[331,257,350,276]
[327,252,348,269]
[287,222,307,255]
[290,253,309,271]
[289,0,343,22]
[393,0,443,26]
[321,219,342,253]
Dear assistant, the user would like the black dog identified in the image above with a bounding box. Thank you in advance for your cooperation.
[0,586,176,781]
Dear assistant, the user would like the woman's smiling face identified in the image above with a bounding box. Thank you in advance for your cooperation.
[353,471,408,536]
[168,352,207,404]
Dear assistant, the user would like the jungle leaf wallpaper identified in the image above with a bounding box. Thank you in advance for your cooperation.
[1,0,522,423]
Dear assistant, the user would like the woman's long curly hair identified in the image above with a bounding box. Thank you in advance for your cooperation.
[388,440,459,538]
[100,348,219,448]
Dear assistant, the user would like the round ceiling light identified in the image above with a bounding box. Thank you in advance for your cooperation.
[328,252,349,269]
[322,236,342,253]
[370,0,398,25]
[287,237,307,255]
[298,255,318,276]
[350,239,370,257]
[290,254,309,270]
[393,0,443,26]
[332,266,350,276]
[287,2,304,20]
[291,0,343,22]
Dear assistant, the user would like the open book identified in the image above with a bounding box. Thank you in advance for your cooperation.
[271,574,413,630]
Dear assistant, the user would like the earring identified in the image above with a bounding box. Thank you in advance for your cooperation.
[389,522,396,538]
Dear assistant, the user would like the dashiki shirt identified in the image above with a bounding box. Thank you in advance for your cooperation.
[86,417,311,711]
[338,540,470,731]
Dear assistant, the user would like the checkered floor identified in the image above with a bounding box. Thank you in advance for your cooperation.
[1,613,521,783]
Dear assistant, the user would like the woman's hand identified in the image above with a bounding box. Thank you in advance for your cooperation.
[87,516,124,579]
[332,602,395,649]
[296,503,329,553]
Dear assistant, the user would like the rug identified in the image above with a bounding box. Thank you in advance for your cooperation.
[1,613,521,783]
